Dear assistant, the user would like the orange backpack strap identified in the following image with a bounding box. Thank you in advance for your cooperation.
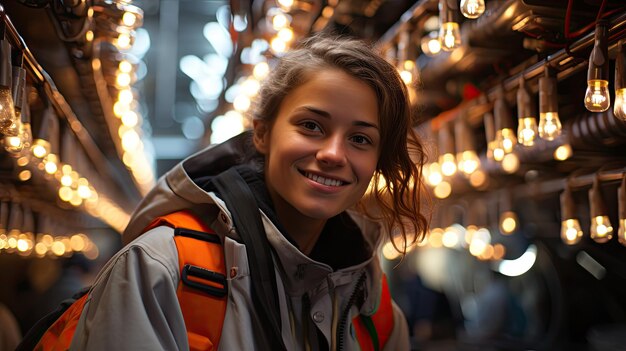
[352,274,394,351]
[34,293,89,351]
[33,210,227,351]
[148,210,228,351]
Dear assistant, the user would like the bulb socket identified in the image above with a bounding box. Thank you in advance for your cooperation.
[589,176,608,218]
[11,66,25,111]
[483,110,495,143]
[20,86,30,123]
[0,38,12,88]
[560,184,576,220]
[539,67,558,113]
[397,30,410,64]
[455,116,474,153]
[34,106,60,154]
[587,19,609,82]
[0,201,8,229]
[615,40,626,90]
[438,122,455,155]
[500,189,514,212]
[439,0,458,24]
[494,87,513,130]
[517,76,535,119]
[617,174,626,219]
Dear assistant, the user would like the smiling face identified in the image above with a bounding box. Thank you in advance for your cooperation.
[254,68,380,229]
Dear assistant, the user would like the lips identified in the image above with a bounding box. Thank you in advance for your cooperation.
[300,170,349,187]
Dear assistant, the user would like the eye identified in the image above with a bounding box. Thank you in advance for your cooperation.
[351,134,372,145]
[301,121,322,132]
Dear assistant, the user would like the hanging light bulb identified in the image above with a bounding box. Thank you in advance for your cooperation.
[114,30,133,51]
[31,105,58,159]
[438,122,457,176]
[480,95,504,162]
[560,182,582,245]
[439,0,461,51]
[266,7,291,32]
[399,60,418,85]
[277,27,294,43]
[0,30,17,136]
[270,36,288,54]
[31,139,51,158]
[16,94,31,153]
[426,162,443,187]
[538,66,562,140]
[396,30,418,85]
[433,180,452,199]
[589,176,613,243]
[455,116,480,176]
[253,61,270,80]
[420,31,441,57]
[482,96,499,161]
[614,40,626,121]
[460,0,485,19]
[43,153,59,175]
[553,143,573,161]
[584,20,610,113]
[276,0,294,12]
[499,190,518,235]
[516,75,538,146]
[618,174,626,246]
[466,199,491,257]
[4,65,28,154]
[494,86,517,157]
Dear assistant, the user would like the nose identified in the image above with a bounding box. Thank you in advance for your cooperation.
[316,136,347,167]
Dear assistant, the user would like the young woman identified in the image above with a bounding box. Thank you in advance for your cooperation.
[69,34,428,350]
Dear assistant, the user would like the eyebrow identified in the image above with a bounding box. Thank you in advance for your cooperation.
[298,106,379,130]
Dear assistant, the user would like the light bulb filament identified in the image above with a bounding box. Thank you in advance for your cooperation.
[538,112,562,140]
[439,22,461,51]
[561,218,583,245]
[584,79,610,112]
[517,117,538,146]
[460,0,485,19]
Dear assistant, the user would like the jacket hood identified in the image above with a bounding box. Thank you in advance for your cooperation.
[122,131,258,245]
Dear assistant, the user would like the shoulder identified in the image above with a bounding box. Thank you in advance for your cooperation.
[92,226,180,288]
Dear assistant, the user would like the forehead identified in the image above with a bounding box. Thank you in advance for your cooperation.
[278,68,379,126]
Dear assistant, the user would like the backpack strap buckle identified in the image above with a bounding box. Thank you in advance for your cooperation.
[181,264,227,298]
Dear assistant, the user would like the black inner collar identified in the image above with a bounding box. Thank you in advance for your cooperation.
[199,165,372,271]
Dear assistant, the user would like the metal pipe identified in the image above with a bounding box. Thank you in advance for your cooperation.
[376,0,436,49]
[569,109,626,149]
[494,12,626,101]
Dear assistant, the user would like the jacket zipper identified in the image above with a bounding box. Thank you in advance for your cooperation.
[336,272,366,351]
[302,294,312,351]
[328,276,338,351]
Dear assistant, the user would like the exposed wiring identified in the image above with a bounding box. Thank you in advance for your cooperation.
[596,0,607,22]
[522,30,540,39]
[15,0,51,9]
[565,0,573,40]
[45,6,93,42]
[566,0,625,40]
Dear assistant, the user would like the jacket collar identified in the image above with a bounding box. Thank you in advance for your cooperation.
[122,131,386,314]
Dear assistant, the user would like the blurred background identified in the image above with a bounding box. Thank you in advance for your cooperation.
[1,0,626,350]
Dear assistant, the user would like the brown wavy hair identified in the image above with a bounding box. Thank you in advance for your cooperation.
[252,33,429,254]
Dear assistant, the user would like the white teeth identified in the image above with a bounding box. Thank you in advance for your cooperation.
[305,172,343,187]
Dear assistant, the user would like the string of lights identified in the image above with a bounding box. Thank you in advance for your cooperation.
[0,6,133,247]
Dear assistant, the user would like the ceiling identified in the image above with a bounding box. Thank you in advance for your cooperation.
[129,0,228,175]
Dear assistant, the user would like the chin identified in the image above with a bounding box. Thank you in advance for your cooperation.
[297,203,344,220]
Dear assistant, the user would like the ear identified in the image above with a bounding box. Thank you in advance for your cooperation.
[252,119,269,154]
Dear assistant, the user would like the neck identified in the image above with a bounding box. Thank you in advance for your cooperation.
[273,200,327,256]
